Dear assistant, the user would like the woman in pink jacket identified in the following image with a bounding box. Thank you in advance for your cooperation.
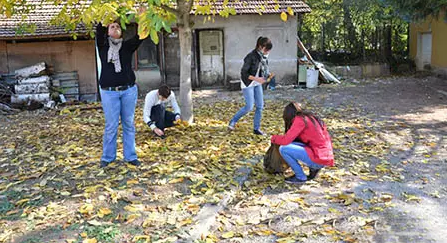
[271,102,334,184]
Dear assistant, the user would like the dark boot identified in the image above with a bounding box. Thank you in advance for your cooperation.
[127,159,141,166]
[307,168,321,180]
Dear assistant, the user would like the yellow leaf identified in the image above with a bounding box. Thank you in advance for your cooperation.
[80,232,88,238]
[124,204,144,212]
[328,208,340,214]
[82,239,97,243]
[178,217,193,226]
[60,191,71,196]
[287,7,294,16]
[221,231,235,239]
[133,235,151,241]
[276,237,296,243]
[280,12,287,22]
[97,207,112,218]
[126,213,139,223]
[150,29,159,44]
[87,220,103,226]
[79,204,94,214]
[142,218,154,227]
[126,179,139,185]
[254,229,273,236]
[66,239,77,243]
[168,177,184,184]
[15,198,30,206]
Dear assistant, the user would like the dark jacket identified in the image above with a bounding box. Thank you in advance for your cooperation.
[96,24,145,88]
[240,49,266,87]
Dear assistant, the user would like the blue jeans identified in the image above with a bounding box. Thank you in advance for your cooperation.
[230,85,264,130]
[100,85,138,163]
[268,76,276,89]
[279,142,324,180]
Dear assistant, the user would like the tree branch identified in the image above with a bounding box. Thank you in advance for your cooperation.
[186,0,194,13]
[159,4,180,17]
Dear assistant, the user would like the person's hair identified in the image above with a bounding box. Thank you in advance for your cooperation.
[158,85,171,98]
[283,102,324,133]
[255,36,273,51]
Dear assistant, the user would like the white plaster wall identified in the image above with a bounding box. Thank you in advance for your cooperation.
[192,14,298,85]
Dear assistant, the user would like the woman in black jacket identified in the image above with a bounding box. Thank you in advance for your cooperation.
[228,37,272,135]
[96,18,146,168]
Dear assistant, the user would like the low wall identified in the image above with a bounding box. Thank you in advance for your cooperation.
[334,63,390,79]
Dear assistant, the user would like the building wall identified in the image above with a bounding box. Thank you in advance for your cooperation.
[410,11,447,74]
[5,40,97,99]
[0,41,7,74]
[192,14,298,85]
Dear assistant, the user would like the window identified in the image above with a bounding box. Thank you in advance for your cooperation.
[126,24,159,70]
[137,38,159,69]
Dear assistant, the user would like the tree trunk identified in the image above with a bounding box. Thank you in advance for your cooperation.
[297,13,303,37]
[406,23,410,56]
[361,29,366,61]
[321,23,325,53]
[384,24,392,62]
[342,0,356,53]
[177,0,194,123]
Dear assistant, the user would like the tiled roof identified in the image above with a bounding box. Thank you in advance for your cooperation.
[193,0,311,14]
[0,0,310,39]
[0,0,89,39]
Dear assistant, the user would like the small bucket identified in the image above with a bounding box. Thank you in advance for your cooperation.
[306,69,319,88]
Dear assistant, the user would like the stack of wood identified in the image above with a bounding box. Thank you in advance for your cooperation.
[11,62,51,104]
[51,71,80,101]
[10,63,81,105]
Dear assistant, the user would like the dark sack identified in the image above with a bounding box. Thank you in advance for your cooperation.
[263,144,289,173]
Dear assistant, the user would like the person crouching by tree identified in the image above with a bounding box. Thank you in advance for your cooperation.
[96,11,146,168]
[271,102,334,184]
[143,85,181,139]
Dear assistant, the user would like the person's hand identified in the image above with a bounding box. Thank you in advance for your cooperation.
[255,77,266,84]
[138,5,147,15]
[154,128,164,136]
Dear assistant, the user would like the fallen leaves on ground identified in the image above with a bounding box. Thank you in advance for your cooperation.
[0,87,438,242]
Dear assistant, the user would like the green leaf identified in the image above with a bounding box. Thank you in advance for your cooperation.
[162,21,172,33]
[120,18,127,30]
[150,29,159,44]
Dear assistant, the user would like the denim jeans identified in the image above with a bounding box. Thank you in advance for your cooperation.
[230,84,264,130]
[100,85,138,163]
[150,104,176,131]
[268,76,276,89]
[279,142,324,180]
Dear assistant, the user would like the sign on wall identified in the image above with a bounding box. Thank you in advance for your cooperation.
[200,31,221,56]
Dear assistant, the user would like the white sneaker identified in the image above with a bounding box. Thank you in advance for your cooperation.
[228,123,235,130]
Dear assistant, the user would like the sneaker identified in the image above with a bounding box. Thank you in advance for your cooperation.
[285,176,307,184]
[307,168,321,180]
[253,129,265,136]
[100,160,110,168]
[127,159,141,166]
[228,122,235,131]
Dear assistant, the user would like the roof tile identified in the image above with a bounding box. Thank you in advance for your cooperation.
[0,0,310,39]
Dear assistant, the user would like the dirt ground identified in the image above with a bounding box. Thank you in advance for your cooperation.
[197,75,447,243]
[0,74,446,243]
